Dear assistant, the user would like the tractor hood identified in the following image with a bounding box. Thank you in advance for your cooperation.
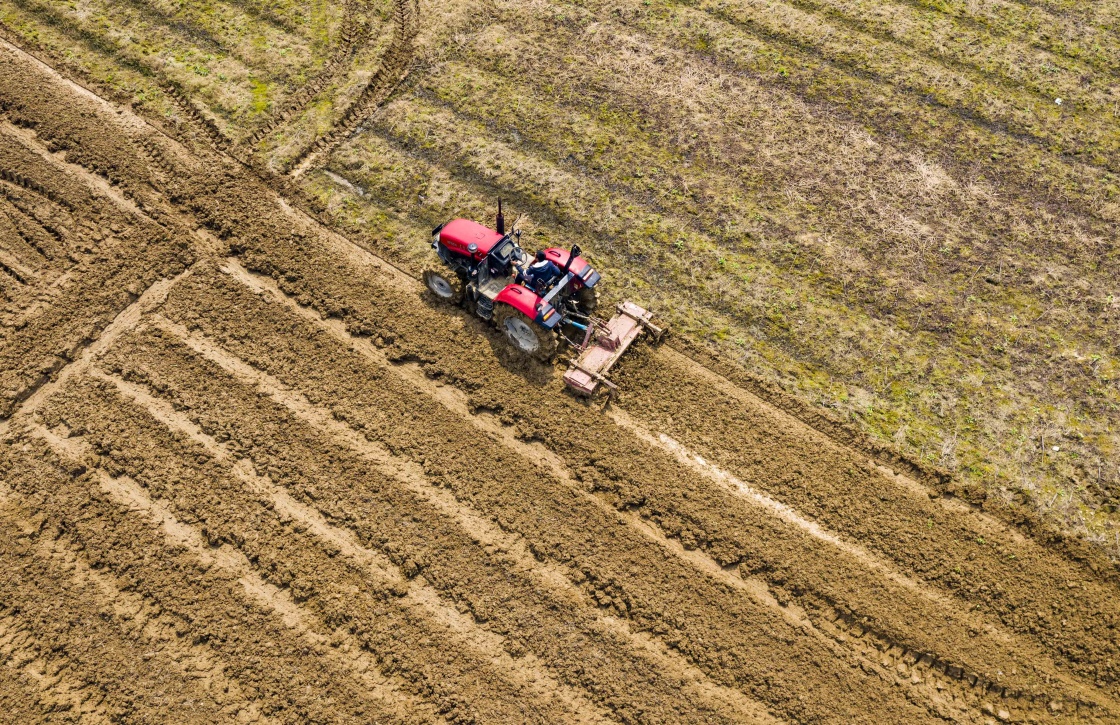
[439,218,504,259]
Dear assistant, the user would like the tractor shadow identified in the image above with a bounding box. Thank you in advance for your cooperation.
[486,337,557,387]
[420,291,557,388]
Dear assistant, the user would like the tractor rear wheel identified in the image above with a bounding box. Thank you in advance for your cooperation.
[574,284,599,315]
[423,268,464,304]
[493,304,558,362]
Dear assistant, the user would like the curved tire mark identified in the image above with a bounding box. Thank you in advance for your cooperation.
[287,0,418,177]
[246,0,375,149]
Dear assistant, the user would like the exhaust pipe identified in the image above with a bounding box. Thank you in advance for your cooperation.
[496,198,506,235]
[562,245,581,276]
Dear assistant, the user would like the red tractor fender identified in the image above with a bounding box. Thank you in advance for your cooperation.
[493,284,562,329]
[541,248,600,287]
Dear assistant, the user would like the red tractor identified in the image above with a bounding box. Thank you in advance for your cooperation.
[423,204,664,395]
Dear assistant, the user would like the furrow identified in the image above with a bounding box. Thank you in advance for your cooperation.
[140,318,784,725]
[0,195,67,265]
[0,248,37,286]
[0,256,30,286]
[103,318,788,725]
[29,424,445,725]
[189,259,948,722]
[95,363,617,725]
[0,483,273,724]
[0,201,56,269]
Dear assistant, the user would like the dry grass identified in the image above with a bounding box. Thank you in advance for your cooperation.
[1,0,1118,554]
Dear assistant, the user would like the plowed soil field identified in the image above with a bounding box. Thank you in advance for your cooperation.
[2,31,1120,725]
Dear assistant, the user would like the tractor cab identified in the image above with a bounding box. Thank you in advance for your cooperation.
[475,233,526,308]
[480,235,522,287]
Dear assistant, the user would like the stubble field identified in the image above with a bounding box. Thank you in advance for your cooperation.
[1,0,1119,723]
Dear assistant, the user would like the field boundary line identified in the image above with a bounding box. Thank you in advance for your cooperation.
[27,424,447,725]
[93,362,616,725]
[0,483,273,724]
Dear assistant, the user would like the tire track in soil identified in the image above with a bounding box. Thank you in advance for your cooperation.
[28,424,447,725]
[0,120,154,223]
[246,0,378,149]
[0,263,193,437]
[287,0,419,177]
[137,312,783,725]
[0,611,112,724]
[0,199,64,270]
[183,260,956,723]
[0,485,273,724]
[93,362,618,725]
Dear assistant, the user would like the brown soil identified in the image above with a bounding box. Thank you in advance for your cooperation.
[1,31,1118,725]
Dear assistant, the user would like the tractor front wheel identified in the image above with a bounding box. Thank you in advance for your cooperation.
[423,268,464,304]
[493,304,558,362]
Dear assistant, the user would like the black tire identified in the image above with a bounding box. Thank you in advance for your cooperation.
[423,267,464,304]
[573,284,600,315]
[493,303,558,362]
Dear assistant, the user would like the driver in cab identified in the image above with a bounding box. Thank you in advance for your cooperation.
[519,251,561,293]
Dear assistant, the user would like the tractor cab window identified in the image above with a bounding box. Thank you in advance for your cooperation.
[487,237,517,277]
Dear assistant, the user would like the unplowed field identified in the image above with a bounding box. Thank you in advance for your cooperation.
[2,23,1120,725]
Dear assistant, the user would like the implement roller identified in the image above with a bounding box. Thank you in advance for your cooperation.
[562,301,663,396]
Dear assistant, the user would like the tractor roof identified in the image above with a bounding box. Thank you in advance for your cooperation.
[440,218,504,255]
